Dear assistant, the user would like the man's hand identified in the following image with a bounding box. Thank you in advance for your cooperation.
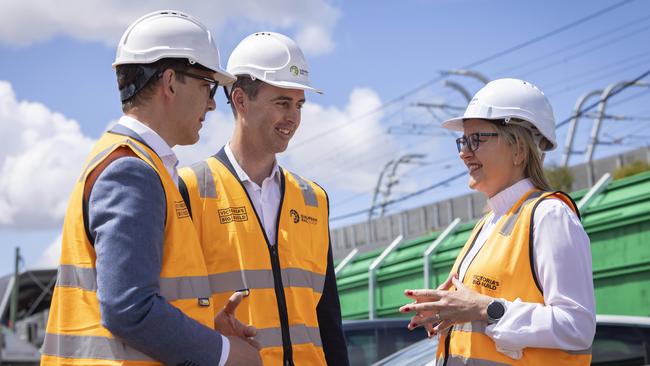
[215,291,260,349]
[225,336,262,366]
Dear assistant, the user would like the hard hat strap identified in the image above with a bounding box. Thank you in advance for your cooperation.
[119,65,161,102]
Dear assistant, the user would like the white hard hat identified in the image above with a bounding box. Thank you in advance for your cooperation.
[442,78,557,151]
[113,10,235,86]
[227,32,322,94]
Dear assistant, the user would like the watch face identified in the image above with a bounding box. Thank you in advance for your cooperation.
[488,300,505,319]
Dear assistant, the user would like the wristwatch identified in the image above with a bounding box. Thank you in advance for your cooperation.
[486,298,506,324]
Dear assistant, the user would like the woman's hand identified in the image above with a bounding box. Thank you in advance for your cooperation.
[401,275,492,336]
[401,273,456,336]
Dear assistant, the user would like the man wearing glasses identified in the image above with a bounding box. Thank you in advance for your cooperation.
[42,11,261,366]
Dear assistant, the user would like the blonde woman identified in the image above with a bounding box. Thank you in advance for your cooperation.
[400,79,595,365]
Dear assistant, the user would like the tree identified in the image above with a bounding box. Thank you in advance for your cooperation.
[613,161,650,180]
[545,166,574,192]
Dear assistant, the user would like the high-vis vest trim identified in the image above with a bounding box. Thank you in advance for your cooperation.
[190,160,217,199]
[288,172,318,207]
[42,129,214,365]
[207,268,325,294]
[56,264,212,301]
[42,333,155,361]
[439,189,591,366]
[256,325,323,348]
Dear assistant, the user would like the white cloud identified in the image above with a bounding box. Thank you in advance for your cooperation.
[175,87,403,194]
[295,26,335,55]
[33,234,61,269]
[174,109,235,166]
[0,80,395,230]
[282,88,403,192]
[0,81,94,229]
[0,0,341,55]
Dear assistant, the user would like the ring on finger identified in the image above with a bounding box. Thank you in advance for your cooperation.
[434,313,441,322]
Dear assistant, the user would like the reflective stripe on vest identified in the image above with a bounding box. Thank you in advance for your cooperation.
[42,333,155,361]
[57,264,212,301]
[190,160,217,199]
[256,325,323,348]
[289,172,318,207]
[437,355,512,366]
[498,191,542,236]
[208,268,325,294]
[453,322,592,355]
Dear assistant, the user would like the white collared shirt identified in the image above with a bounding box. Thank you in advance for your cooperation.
[224,143,282,245]
[458,179,596,356]
[117,116,180,188]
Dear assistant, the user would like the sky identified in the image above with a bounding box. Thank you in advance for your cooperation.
[1,0,649,275]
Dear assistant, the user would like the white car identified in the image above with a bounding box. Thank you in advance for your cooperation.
[372,315,650,366]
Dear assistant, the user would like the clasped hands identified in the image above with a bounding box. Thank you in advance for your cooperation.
[214,291,262,365]
[399,273,492,337]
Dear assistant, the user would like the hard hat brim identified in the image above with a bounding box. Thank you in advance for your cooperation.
[441,116,470,131]
[213,68,237,86]
[441,115,514,131]
[264,79,323,94]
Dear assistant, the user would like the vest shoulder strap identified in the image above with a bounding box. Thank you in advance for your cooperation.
[178,176,193,219]
[82,146,138,245]
[528,190,580,294]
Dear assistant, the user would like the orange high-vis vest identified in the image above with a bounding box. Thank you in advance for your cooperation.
[42,130,214,366]
[437,190,591,366]
[179,149,329,366]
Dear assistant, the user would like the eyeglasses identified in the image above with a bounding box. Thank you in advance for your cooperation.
[174,70,219,99]
[455,132,499,153]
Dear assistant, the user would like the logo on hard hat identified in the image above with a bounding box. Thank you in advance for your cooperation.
[289,65,309,77]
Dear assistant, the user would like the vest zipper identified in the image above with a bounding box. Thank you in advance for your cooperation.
[442,327,452,366]
[268,243,294,366]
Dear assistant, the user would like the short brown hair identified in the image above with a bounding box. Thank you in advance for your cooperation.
[116,58,194,113]
[228,75,265,117]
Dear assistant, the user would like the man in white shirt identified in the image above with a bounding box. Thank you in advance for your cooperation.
[180,32,349,366]
[42,10,261,366]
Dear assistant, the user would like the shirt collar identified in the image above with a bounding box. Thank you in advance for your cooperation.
[487,178,535,216]
[224,142,280,186]
[116,115,178,174]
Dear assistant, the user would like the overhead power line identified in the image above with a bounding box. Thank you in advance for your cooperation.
[330,66,650,222]
[290,0,636,154]
[556,67,650,129]
[464,0,637,70]
[330,170,467,222]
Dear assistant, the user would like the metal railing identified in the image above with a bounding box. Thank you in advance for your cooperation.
[423,218,461,289]
[335,248,359,276]
[368,235,403,319]
[577,173,613,212]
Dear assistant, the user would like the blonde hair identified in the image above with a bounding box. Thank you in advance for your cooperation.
[492,120,552,191]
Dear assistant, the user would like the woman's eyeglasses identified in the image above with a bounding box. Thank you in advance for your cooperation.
[455,132,499,152]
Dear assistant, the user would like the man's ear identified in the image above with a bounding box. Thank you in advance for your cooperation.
[160,68,176,97]
[231,87,246,114]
